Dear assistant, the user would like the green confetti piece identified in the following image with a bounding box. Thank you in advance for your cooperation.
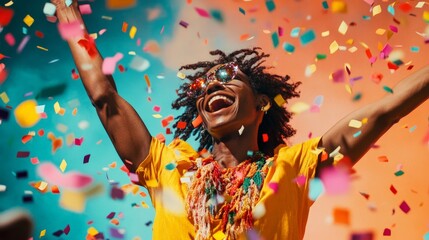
[353,92,362,101]
[362,15,371,20]
[165,162,177,170]
[300,29,316,45]
[393,59,404,66]
[210,10,223,22]
[394,170,404,176]
[271,32,279,48]
[239,7,245,15]
[316,53,327,60]
[266,0,276,12]
[283,42,295,53]
[322,1,329,9]
[383,85,394,94]
[410,46,419,52]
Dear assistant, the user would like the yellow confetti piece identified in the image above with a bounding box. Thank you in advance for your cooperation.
[416,2,426,8]
[0,92,9,104]
[152,114,162,118]
[176,71,186,79]
[54,101,61,114]
[36,46,48,51]
[101,16,113,20]
[23,14,34,27]
[89,33,98,39]
[345,84,352,94]
[329,40,339,54]
[423,11,429,22]
[5,1,14,7]
[38,181,48,191]
[141,201,149,208]
[305,64,317,77]
[72,108,78,116]
[213,231,226,240]
[345,38,354,45]
[375,28,386,35]
[331,0,347,13]
[338,21,348,35]
[274,94,285,106]
[359,42,369,49]
[14,100,40,128]
[87,227,99,236]
[348,46,358,53]
[321,30,330,37]
[361,117,368,124]
[39,229,46,238]
[290,102,310,114]
[348,119,362,128]
[129,26,137,39]
[128,51,136,55]
[372,5,382,16]
[59,159,67,172]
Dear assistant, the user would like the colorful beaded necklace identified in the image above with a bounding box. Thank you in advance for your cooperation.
[186,152,270,240]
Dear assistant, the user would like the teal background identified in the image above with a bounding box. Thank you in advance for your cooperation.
[0,0,189,239]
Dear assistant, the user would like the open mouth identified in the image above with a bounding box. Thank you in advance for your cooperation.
[206,95,235,112]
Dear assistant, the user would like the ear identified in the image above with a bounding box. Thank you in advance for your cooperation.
[257,94,271,112]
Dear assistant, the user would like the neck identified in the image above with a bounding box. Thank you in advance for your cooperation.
[211,127,260,168]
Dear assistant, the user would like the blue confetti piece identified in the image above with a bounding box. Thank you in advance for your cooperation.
[290,27,300,37]
[424,231,429,240]
[282,42,295,53]
[409,125,417,133]
[239,7,245,15]
[300,29,316,45]
[410,46,419,52]
[322,1,329,9]
[309,178,324,201]
[362,15,371,20]
[165,162,177,170]
[387,5,395,16]
[271,32,279,48]
[22,27,28,34]
[266,0,276,12]
[65,0,73,7]
[210,10,223,22]
[313,95,324,106]
[353,130,362,138]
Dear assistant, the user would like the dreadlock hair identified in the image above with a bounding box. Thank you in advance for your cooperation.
[172,47,301,156]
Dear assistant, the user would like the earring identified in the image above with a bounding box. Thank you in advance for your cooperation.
[260,102,271,112]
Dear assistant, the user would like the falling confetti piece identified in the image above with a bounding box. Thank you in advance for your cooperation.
[399,201,410,213]
[79,4,92,14]
[300,29,316,45]
[333,207,350,225]
[102,53,123,75]
[14,99,40,128]
[0,7,14,26]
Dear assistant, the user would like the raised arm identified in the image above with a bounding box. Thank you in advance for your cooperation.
[318,65,429,170]
[53,1,151,172]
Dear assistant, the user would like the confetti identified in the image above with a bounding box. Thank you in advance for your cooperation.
[271,32,279,48]
[57,21,84,40]
[129,26,137,39]
[348,119,362,128]
[399,200,410,213]
[129,55,150,72]
[79,4,92,14]
[43,2,56,16]
[331,0,347,13]
[23,15,34,27]
[102,53,123,74]
[338,21,348,35]
[195,7,210,17]
[320,167,349,195]
[383,228,391,236]
[309,178,324,201]
[14,99,40,128]
[300,29,316,45]
[179,20,189,28]
[37,162,93,189]
[283,42,295,53]
[0,7,14,26]
[333,207,350,225]
[265,0,276,12]
[106,0,136,9]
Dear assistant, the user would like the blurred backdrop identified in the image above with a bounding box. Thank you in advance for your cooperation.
[0,0,428,239]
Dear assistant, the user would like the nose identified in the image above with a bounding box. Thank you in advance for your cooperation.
[205,80,224,95]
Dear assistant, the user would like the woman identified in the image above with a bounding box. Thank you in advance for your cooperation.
[52,1,429,239]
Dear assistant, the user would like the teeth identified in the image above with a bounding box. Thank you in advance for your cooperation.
[208,95,233,111]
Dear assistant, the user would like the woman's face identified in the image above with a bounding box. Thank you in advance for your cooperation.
[195,64,262,140]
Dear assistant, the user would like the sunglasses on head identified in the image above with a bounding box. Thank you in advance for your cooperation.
[187,62,239,98]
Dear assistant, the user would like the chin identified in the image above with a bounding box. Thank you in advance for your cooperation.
[202,105,240,137]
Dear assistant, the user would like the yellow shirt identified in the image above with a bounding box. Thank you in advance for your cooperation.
[136,137,321,240]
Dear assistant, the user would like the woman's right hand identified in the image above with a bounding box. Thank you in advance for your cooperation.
[50,0,80,23]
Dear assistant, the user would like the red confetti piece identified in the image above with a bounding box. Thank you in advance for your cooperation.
[398,2,412,13]
[399,201,410,213]
[383,228,391,236]
[377,155,388,162]
[35,30,44,38]
[177,121,187,129]
[118,64,125,72]
[390,185,397,194]
[0,7,14,26]
[17,151,30,158]
[262,133,269,142]
[77,34,97,58]
[21,135,32,144]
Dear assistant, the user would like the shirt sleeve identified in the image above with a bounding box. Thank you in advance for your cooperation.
[135,137,199,189]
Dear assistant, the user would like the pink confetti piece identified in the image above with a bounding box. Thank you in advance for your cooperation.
[194,7,210,17]
[278,26,284,37]
[57,21,84,40]
[389,25,398,33]
[5,33,15,46]
[30,157,39,165]
[399,200,410,213]
[17,35,30,53]
[37,162,93,189]
[74,137,84,146]
[102,53,123,75]
[320,167,350,195]
[64,224,70,235]
[79,4,92,14]
[294,174,307,186]
[129,173,139,183]
[380,44,393,59]
[332,69,345,83]
[153,105,161,112]
[268,182,279,193]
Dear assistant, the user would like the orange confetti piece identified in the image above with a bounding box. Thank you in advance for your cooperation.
[122,22,128,32]
[192,115,202,128]
[333,207,350,225]
[262,133,269,142]
[177,121,187,129]
[47,132,63,153]
[109,162,117,168]
[378,156,389,162]
[110,219,119,225]
[21,135,33,144]
[240,33,250,41]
